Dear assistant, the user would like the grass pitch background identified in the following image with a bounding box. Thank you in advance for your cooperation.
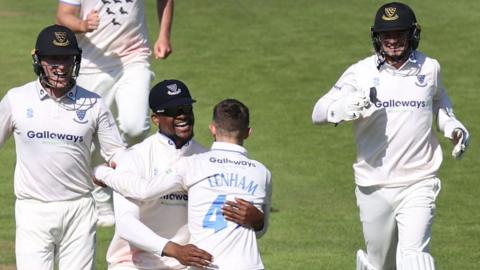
[0,0,479,269]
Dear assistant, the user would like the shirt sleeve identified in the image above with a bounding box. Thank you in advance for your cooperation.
[0,93,14,147]
[312,66,358,124]
[255,168,272,238]
[432,61,468,139]
[113,192,169,256]
[95,99,126,163]
[96,158,188,201]
[107,150,171,255]
[59,0,81,6]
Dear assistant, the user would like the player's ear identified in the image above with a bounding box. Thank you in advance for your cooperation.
[244,127,252,139]
[209,122,216,137]
[151,113,160,126]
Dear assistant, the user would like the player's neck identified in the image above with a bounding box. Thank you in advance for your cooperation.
[214,135,244,146]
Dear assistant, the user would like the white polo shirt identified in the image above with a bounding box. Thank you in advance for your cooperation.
[107,133,206,270]
[312,51,467,187]
[96,142,272,270]
[0,80,125,201]
[60,0,151,73]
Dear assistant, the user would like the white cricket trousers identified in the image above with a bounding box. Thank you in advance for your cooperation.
[15,195,97,270]
[355,178,441,270]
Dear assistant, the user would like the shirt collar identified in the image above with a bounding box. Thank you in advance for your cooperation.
[210,142,248,156]
[375,51,421,76]
[155,132,192,150]
[35,79,77,101]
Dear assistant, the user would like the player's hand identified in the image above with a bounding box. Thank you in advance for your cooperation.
[451,128,469,160]
[327,92,370,123]
[154,36,172,59]
[222,198,264,231]
[91,164,112,187]
[81,10,99,32]
[162,242,212,268]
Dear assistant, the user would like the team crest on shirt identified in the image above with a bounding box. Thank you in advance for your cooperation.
[415,74,427,87]
[26,108,34,118]
[74,110,88,124]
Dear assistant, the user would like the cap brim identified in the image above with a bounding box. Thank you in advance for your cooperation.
[154,98,196,112]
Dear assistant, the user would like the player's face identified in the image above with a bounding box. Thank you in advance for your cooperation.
[153,105,195,147]
[379,30,409,60]
[40,55,74,91]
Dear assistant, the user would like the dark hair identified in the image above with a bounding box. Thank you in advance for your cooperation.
[212,99,249,137]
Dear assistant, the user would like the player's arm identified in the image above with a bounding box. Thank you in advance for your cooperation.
[312,69,369,125]
[56,1,99,33]
[113,192,212,267]
[255,169,272,238]
[222,198,264,231]
[154,0,173,59]
[94,159,187,201]
[222,169,272,238]
[0,93,14,147]
[95,100,126,164]
[433,62,469,159]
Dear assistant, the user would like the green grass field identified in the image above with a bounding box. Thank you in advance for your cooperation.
[1,0,479,269]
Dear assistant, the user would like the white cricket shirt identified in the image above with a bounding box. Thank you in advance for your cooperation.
[96,142,272,270]
[0,80,125,201]
[107,133,206,270]
[312,51,467,187]
[60,0,151,73]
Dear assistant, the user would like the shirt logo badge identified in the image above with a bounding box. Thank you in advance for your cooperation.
[26,108,34,118]
[166,84,181,95]
[415,74,427,87]
[74,110,88,124]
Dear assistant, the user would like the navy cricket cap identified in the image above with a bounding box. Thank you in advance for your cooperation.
[149,79,196,113]
[35,25,81,56]
[372,2,417,33]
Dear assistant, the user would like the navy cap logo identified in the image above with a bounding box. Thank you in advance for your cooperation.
[382,7,399,21]
[53,32,70,47]
[166,84,181,95]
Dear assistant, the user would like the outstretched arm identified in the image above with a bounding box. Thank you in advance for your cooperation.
[93,164,184,200]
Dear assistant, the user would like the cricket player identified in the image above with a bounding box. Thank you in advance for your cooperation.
[0,24,125,269]
[56,0,174,226]
[311,2,469,270]
[95,99,272,270]
[102,81,265,269]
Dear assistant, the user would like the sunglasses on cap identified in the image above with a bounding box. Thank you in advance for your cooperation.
[156,105,193,117]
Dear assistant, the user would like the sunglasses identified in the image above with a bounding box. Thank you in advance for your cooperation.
[156,105,193,117]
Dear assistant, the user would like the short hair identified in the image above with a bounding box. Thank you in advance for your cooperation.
[212,99,249,136]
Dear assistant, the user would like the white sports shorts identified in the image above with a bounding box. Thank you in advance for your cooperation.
[15,195,97,270]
